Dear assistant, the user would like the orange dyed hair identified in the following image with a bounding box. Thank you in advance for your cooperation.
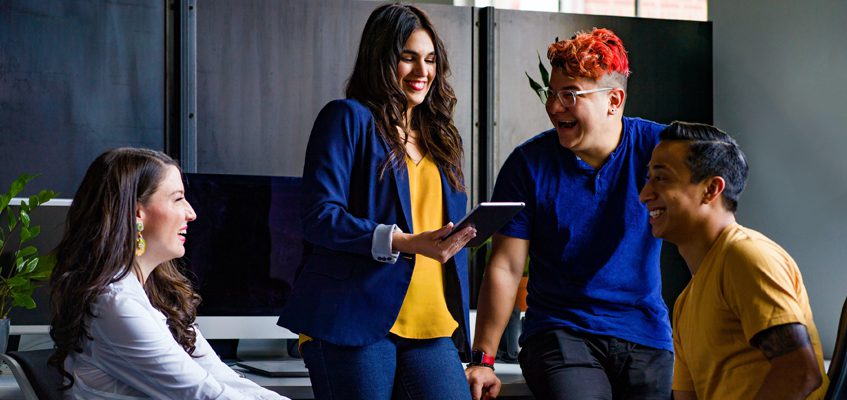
[547,27,630,80]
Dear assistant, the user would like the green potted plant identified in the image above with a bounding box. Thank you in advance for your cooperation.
[0,174,57,354]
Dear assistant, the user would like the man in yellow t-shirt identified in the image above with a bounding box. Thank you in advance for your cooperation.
[639,121,828,400]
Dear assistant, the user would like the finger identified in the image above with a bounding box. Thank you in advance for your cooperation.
[470,379,484,400]
[446,227,476,250]
[434,222,454,237]
[490,379,502,398]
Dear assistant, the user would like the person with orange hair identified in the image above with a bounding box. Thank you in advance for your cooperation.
[466,28,673,399]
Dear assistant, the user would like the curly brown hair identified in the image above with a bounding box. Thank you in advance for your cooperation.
[48,148,201,389]
[346,3,464,191]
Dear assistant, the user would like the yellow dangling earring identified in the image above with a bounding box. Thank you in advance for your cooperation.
[135,220,146,257]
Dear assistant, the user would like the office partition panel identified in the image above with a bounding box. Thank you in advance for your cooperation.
[0,0,166,196]
[194,0,474,185]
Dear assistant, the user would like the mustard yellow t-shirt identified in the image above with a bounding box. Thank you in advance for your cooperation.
[388,155,458,339]
[672,224,828,399]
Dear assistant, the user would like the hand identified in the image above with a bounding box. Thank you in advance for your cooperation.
[393,223,476,263]
[466,365,501,400]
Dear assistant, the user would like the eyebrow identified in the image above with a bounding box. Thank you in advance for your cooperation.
[170,190,185,196]
[401,49,436,57]
[550,84,581,91]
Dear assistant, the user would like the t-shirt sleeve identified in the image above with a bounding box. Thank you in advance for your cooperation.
[672,342,695,391]
[671,297,695,391]
[722,241,806,343]
[490,148,534,240]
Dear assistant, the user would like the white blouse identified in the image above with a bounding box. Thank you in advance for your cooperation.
[65,273,287,400]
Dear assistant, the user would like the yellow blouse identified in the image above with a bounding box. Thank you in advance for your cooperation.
[389,155,458,339]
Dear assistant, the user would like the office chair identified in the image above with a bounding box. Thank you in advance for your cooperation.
[0,349,63,400]
[826,296,847,400]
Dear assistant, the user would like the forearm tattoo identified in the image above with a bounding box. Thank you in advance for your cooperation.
[750,323,812,360]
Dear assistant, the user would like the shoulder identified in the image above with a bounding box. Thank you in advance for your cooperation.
[319,99,373,121]
[721,226,797,279]
[93,275,151,318]
[512,128,558,157]
[309,99,376,144]
[499,129,558,172]
[624,117,665,145]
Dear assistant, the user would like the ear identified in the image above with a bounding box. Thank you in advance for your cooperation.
[609,88,625,115]
[136,202,145,221]
[702,176,726,205]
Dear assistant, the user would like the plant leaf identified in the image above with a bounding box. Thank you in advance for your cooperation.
[37,190,58,204]
[22,225,40,243]
[20,225,32,243]
[22,257,39,274]
[7,174,37,199]
[0,193,10,214]
[6,275,28,289]
[15,246,37,259]
[6,209,16,231]
[20,208,30,228]
[33,254,56,274]
[12,293,36,309]
[526,72,548,104]
[537,52,549,88]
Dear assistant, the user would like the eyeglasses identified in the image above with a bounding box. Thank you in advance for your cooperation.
[545,87,614,107]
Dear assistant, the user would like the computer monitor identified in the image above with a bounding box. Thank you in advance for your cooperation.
[182,173,302,339]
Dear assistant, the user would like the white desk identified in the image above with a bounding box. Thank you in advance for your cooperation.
[0,360,531,399]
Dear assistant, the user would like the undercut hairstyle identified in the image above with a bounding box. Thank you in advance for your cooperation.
[659,121,749,212]
[547,27,630,90]
[48,148,201,389]
[346,3,464,191]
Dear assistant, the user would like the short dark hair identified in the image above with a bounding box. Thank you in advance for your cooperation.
[659,121,749,212]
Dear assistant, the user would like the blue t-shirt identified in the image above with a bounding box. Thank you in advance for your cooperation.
[492,117,672,351]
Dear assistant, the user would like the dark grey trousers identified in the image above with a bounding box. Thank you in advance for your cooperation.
[518,328,673,400]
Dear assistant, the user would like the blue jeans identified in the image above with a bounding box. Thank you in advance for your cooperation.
[301,335,471,400]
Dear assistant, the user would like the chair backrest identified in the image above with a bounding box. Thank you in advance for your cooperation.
[826,297,847,400]
[0,349,63,400]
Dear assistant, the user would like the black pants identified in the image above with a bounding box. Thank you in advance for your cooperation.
[518,328,673,400]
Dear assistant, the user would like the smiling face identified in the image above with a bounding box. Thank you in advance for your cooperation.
[639,141,711,245]
[545,69,621,156]
[136,165,196,266]
[397,28,436,113]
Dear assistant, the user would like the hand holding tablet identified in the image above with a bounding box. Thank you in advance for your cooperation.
[443,202,525,247]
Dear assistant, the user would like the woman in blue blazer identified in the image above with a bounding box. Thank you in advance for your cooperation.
[278,4,476,400]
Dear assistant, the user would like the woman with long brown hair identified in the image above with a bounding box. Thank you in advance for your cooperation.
[277,3,476,399]
[48,148,285,399]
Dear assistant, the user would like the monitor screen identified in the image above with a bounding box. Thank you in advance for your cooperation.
[182,173,303,318]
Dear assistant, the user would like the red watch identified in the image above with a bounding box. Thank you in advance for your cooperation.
[469,349,495,370]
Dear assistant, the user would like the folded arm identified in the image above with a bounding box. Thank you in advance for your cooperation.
[750,323,822,400]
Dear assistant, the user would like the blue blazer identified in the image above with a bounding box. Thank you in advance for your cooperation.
[278,99,470,355]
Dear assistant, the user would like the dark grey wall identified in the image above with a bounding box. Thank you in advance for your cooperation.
[711,0,847,358]
[0,0,165,197]
[195,0,474,191]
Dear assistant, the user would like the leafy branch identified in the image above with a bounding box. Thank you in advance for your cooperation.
[0,174,58,319]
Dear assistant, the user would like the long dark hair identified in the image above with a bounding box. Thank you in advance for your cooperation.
[346,3,464,191]
[48,148,201,388]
